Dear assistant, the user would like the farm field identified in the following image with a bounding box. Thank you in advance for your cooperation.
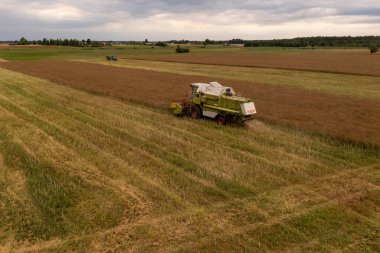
[1,45,380,252]
[0,67,379,252]
[82,58,380,101]
[4,46,380,102]
[124,50,380,76]
[2,60,380,147]
[1,44,379,76]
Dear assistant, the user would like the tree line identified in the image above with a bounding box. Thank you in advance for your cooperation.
[244,36,380,48]
[17,37,106,47]
[11,36,380,52]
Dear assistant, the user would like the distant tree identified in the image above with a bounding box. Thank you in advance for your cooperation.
[86,38,92,45]
[144,38,149,44]
[91,41,103,47]
[175,45,190,53]
[229,38,244,44]
[369,43,379,54]
[63,39,69,46]
[42,38,49,45]
[155,42,167,47]
[19,37,28,45]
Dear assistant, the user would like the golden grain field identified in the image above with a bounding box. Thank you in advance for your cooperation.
[0,67,379,252]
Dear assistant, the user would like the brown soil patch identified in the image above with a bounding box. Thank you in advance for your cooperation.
[0,58,7,62]
[1,60,380,146]
[125,51,380,76]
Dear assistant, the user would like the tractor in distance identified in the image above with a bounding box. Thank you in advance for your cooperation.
[170,82,256,125]
[106,55,118,61]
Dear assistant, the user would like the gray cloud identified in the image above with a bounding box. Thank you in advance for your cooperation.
[339,8,380,16]
[0,0,379,40]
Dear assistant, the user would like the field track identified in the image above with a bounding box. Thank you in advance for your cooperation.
[1,60,380,146]
[125,51,380,76]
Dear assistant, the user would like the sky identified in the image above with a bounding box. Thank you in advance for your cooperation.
[0,0,379,41]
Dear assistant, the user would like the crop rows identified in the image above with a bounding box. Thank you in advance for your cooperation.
[0,68,379,252]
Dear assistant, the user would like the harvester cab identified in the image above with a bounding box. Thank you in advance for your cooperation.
[171,82,256,125]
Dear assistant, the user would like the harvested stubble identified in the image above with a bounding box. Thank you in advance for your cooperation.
[0,67,379,252]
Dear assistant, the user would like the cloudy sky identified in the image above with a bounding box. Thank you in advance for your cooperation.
[1,0,379,40]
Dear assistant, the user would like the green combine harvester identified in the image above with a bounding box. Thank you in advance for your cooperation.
[171,82,256,125]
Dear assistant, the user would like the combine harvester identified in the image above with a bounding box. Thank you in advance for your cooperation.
[106,55,118,61]
[171,82,256,125]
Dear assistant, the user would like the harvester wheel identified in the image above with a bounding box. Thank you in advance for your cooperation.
[190,106,202,119]
[215,116,227,125]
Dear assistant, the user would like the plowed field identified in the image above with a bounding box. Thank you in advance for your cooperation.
[2,60,380,146]
[125,51,380,76]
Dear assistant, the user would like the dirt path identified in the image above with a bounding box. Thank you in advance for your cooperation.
[1,60,380,146]
[0,58,7,62]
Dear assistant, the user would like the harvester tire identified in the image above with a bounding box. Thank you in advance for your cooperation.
[191,106,202,119]
[216,116,227,125]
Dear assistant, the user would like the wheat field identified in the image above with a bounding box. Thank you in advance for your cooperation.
[0,67,379,252]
